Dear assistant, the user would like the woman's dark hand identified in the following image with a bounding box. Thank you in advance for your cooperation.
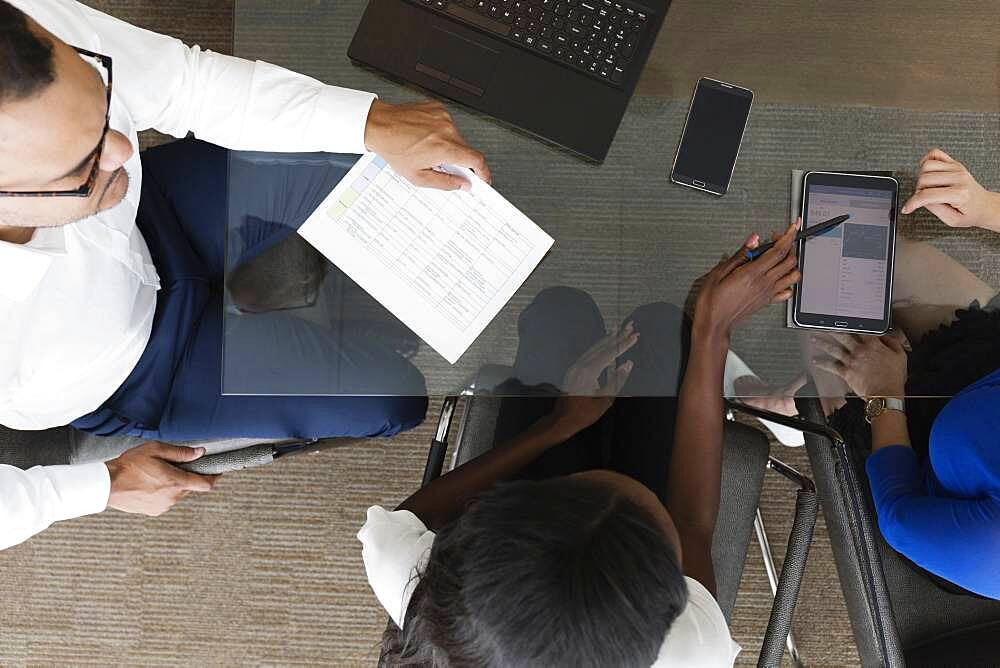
[548,323,639,439]
[693,219,801,342]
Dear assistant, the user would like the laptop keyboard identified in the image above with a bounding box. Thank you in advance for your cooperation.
[414,0,653,86]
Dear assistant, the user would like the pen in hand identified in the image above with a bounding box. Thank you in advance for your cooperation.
[746,214,851,260]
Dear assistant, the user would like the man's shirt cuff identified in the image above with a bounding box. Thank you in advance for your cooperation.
[316,86,378,155]
[45,462,113,521]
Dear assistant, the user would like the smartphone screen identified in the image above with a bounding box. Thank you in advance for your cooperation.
[671,78,753,195]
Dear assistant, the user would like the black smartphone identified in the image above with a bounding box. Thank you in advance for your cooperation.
[670,77,754,196]
[793,171,898,335]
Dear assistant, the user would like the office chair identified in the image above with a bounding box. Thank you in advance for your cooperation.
[780,396,1000,667]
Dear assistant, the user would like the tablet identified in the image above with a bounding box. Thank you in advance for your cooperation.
[793,171,898,335]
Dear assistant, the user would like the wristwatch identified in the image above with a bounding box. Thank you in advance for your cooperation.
[864,397,905,424]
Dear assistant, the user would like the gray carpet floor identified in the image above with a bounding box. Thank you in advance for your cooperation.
[4,0,999,665]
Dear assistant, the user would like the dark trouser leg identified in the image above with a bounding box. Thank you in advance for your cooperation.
[484,290,691,490]
[138,138,229,276]
[140,138,358,314]
[510,286,609,389]
[152,291,428,442]
[139,137,359,278]
[603,302,691,505]
[72,152,214,435]
[494,287,609,479]
[75,138,427,440]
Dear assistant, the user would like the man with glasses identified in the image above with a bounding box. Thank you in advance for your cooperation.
[0,0,491,548]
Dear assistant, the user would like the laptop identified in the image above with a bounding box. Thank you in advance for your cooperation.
[348,0,670,161]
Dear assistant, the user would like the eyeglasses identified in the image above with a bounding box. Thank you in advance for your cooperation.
[0,46,113,198]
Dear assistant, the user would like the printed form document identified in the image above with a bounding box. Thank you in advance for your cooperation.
[298,154,554,364]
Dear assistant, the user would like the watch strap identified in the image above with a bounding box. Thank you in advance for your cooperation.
[865,396,905,423]
[883,397,905,413]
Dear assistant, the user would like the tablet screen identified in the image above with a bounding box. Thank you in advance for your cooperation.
[799,184,894,320]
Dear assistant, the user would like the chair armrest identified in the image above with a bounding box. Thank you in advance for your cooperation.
[794,396,905,667]
[725,399,844,445]
[726,402,820,668]
[422,396,459,487]
[759,473,818,668]
[174,438,327,475]
[177,444,275,474]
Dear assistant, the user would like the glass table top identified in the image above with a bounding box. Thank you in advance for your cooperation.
[223,0,1000,399]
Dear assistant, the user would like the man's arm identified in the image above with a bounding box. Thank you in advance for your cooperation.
[79,2,373,153]
[0,442,217,551]
[0,461,110,550]
[78,3,489,188]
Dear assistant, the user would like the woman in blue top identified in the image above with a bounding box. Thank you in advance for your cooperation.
[811,148,1000,600]
[817,331,1000,599]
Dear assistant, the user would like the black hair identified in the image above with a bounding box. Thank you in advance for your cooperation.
[0,1,55,102]
[398,477,689,668]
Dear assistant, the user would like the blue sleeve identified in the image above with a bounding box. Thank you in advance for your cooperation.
[866,445,1000,599]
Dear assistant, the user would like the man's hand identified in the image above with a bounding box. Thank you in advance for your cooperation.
[364,100,491,191]
[549,323,639,439]
[693,219,801,342]
[900,148,1000,230]
[810,330,908,399]
[105,442,219,517]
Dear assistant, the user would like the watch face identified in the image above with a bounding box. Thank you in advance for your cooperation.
[865,397,887,421]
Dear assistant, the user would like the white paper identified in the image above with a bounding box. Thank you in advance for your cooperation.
[297,153,554,364]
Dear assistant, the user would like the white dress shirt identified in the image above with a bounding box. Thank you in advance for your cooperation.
[358,506,743,667]
[0,0,377,547]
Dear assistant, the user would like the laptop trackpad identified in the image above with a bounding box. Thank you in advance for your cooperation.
[416,27,499,97]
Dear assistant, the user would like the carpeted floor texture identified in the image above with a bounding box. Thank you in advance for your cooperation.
[3,0,999,665]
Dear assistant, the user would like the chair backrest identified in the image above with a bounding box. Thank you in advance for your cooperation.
[799,398,1000,666]
[452,390,770,621]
